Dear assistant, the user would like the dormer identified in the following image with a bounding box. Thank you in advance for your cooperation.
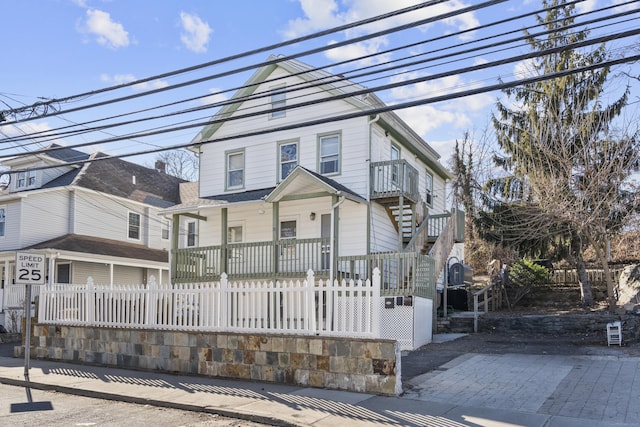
[0,144,89,193]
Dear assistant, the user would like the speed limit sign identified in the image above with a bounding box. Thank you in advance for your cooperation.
[15,252,46,285]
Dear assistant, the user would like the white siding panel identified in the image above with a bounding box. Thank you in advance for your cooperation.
[72,261,109,285]
[337,202,367,256]
[114,265,144,285]
[370,203,399,253]
[21,190,70,247]
[0,200,23,250]
[73,192,144,243]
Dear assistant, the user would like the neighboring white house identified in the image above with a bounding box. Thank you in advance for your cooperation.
[161,56,464,347]
[0,145,185,330]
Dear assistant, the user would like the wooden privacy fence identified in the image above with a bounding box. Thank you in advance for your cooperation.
[38,269,381,338]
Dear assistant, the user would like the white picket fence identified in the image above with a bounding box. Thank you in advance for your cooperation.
[1,284,41,309]
[38,269,381,338]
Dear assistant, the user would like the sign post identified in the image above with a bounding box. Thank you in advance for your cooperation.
[14,252,46,378]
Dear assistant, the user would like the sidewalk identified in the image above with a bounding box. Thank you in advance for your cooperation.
[1,344,639,426]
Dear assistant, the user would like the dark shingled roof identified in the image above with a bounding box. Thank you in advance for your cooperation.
[27,234,169,263]
[74,154,186,207]
[203,187,275,203]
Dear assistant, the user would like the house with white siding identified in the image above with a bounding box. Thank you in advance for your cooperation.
[162,56,464,347]
[0,146,185,330]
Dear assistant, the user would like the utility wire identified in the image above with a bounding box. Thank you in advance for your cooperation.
[9,50,640,174]
[2,0,635,149]
[1,0,493,124]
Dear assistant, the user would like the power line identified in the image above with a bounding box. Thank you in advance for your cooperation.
[0,0,486,124]
[2,0,636,150]
[9,51,640,174]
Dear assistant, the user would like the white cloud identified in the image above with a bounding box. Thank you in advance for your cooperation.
[80,9,130,49]
[200,88,229,107]
[100,74,169,91]
[324,38,390,64]
[282,0,342,39]
[180,12,212,53]
[576,0,597,13]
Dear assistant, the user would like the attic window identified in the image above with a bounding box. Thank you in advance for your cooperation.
[270,85,286,119]
[17,170,36,189]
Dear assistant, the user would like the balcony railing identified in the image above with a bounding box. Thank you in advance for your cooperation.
[370,160,420,203]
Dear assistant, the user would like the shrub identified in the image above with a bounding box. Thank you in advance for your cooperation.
[506,259,552,307]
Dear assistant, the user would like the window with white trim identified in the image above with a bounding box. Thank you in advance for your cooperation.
[226,150,245,190]
[161,220,170,240]
[319,133,340,175]
[16,170,36,189]
[128,212,141,240]
[186,221,197,247]
[425,171,433,207]
[279,141,298,181]
[270,86,286,118]
[0,206,5,237]
[391,144,400,185]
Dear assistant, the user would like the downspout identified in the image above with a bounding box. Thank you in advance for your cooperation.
[329,193,346,285]
[367,115,379,256]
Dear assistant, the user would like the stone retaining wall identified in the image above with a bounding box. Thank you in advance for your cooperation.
[479,313,640,342]
[27,325,401,396]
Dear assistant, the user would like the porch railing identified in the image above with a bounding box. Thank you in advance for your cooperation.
[336,252,436,299]
[370,160,420,203]
[38,271,381,338]
[174,238,329,282]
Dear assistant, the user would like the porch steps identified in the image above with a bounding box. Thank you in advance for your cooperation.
[385,203,415,244]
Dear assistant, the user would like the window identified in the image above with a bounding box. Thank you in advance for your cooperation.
[128,212,141,240]
[280,220,297,239]
[425,171,433,207]
[56,263,71,284]
[187,221,197,247]
[270,86,286,118]
[0,207,5,237]
[226,150,245,190]
[161,220,170,240]
[391,144,400,184]
[279,141,298,181]
[227,225,243,259]
[17,172,25,188]
[319,133,340,175]
[16,171,36,188]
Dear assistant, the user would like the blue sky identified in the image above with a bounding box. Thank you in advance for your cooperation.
[1,0,638,169]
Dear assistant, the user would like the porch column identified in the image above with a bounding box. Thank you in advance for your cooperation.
[171,214,180,282]
[221,208,228,274]
[272,202,279,279]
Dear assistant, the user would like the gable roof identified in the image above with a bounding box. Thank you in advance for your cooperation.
[189,55,451,180]
[26,233,168,263]
[265,166,364,203]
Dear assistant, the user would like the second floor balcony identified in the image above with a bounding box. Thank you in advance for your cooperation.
[370,160,420,204]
